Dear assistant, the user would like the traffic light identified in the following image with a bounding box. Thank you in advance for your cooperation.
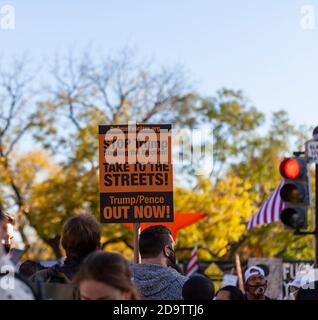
[279,157,310,229]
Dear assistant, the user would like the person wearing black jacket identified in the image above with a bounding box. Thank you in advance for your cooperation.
[31,213,102,283]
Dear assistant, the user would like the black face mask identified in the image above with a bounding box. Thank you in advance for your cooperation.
[247,280,267,298]
[166,246,176,267]
[4,244,11,254]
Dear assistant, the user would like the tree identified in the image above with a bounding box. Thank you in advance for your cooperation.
[174,111,313,262]
[0,56,38,251]
[198,88,264,178]
[21,48,266,258]
[24,50,198,257]
[227,111,312,260]
[1,50,312,262]
[175,172,259,260]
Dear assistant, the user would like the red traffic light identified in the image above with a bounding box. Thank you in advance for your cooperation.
[279,158,301,179]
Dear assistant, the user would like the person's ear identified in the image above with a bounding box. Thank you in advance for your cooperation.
[163,245,170,257]
[59,237,64,252]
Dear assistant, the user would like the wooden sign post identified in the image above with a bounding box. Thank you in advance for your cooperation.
[235,254,245,293]
[133,223,141,263]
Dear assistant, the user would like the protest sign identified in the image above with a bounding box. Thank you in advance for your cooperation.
[282,260,313,299]
[99,124,173,223]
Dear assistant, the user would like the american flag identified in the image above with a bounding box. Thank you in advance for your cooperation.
[186,245,199,276]
[246,182,284,230]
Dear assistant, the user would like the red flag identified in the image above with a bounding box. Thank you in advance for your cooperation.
[122,212,207,239]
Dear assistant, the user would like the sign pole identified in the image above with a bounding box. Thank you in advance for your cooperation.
[312,126,318,267]
[303,126,318,266]
[315,162,318,267]
[134,222,141,264]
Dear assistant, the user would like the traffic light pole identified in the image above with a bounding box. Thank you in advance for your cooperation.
[315,163,318,267]
[293,159,318,266]
[290,135,318,266]
[293,155,318,266]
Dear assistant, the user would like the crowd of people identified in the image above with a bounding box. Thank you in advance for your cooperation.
[1,210,318,300]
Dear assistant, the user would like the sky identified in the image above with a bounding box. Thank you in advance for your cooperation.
[1,0,318,129]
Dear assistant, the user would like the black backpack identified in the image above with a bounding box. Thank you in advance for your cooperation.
[31,267,80,300]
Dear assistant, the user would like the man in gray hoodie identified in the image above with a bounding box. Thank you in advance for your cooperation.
[130,225,187,300]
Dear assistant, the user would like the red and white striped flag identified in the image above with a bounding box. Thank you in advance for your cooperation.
[186,245,199,276]
[246,182,284,230]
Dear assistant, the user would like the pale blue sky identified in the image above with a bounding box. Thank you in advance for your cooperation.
[1,0,318,127]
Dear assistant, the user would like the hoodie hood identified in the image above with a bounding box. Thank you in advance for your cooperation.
[130,263,187,300]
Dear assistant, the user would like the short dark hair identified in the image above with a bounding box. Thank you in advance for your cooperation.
[0,210,16,225]
[217,285,245,300]
[182,274,215,300]
[61,214,101,258]
[139,225,173,259]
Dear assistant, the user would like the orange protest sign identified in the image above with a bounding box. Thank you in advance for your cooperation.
[99,124,174,223]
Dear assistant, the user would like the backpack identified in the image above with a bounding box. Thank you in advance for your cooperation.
[32,267,80,300]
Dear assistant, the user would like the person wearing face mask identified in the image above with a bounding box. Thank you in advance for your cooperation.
[244,266,272,300]
[287,272,308,300]
[130,225,188,300]
[0,210,15,255]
